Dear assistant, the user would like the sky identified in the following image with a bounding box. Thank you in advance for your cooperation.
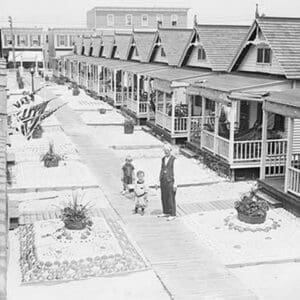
[1,0,300,28]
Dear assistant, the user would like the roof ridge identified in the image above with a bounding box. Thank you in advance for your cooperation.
[158,27,193,32]
[257,16,300,22]
[197,24,249,28]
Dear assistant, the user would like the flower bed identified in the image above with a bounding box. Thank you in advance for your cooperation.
[19,217,148,283]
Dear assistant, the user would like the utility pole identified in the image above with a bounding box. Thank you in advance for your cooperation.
[8,16,16,70]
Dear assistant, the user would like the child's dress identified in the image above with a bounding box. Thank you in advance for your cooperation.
[122,162,134,190]
[134,180,147,209]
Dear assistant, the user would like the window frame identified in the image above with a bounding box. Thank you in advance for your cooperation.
[17,34,28,47]
[5,35,13,46]
[141,14,148,27]
[161,47,166,57]
[107,14,114,27]
[30,34,41,47]
[197,47,206,60]
[156,14,163,26]
[256,47,271,64]
[125,14,133,26]
[171,14,178,27]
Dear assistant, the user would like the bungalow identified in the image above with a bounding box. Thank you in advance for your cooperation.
[186,17,300,179]
[259,89,300,213]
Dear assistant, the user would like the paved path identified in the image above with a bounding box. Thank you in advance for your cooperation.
[43,86,257,299]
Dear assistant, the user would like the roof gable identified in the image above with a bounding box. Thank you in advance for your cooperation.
[91,36,101,57]
[181,25,249,71]
[129,31,156,62]
[230,17,300,79]
[83,37,92,56]
[113,33,132,60]
[101,35,114,58]
[154,28,193,66]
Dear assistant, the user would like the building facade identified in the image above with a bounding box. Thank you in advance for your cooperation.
[1,27,46,69]
[86,6,189,32]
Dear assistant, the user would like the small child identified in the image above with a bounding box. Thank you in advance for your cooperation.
[121,155,135,195]
[134,170,148,215]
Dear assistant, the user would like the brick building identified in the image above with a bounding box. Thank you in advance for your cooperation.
[86,6,189,32]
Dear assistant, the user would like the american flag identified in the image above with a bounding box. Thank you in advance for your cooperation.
[12,86,44,109]
[15,99,53,139]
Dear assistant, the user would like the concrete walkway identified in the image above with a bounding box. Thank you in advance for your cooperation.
[42,85,257,299]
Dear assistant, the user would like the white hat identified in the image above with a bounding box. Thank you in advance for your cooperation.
[163,143,172,152]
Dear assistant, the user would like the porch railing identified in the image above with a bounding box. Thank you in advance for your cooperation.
[116,92,122,105]
[287,166,300,196]
[216,135,230,159]
[156,111,172,132]
[202,130,214,153]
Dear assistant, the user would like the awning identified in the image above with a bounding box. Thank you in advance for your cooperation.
[55,51,73,58]
[264,89,300,118]
[9,51,44,62]
[120,63,169,74]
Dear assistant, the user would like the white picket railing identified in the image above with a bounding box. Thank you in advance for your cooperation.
[202,130,215,152]
[288,166,300,196]
[156,111,172,132]
[216,135,230,159]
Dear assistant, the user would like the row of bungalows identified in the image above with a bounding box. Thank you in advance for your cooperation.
[58,16,300,211]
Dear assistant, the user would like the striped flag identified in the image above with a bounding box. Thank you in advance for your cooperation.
[12,86,44,109]
[15,99,52,139]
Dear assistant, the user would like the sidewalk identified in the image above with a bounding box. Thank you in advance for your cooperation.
[43,86,256,299]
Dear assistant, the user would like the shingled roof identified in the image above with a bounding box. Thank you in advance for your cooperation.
[256,17,300,79]
[91,36,102,57]
[114,33,132,60]
[102,35,115,58]
[185,25,249,71]
[154,28,193,66]
[131,31,156,62]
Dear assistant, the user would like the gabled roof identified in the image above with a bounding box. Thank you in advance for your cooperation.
[229,17,300,79]
[150,28,193,66]
[180,25,249,71]
[114,33,132,60]
[101,35,115,58]
[91,36,102,57]
[130,31,156,62]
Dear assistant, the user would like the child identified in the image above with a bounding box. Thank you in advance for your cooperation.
[134,170,148,215]
[121,155,135,195]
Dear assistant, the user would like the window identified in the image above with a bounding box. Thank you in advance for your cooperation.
[4,35,13,46]
[197,47,206,60]
[17,35,28,46]
[57,35,67,47]
[30,35,41,47]
[257,47,271,64]
[161,47,166,57]
[171,14,178,26]
[125,14,132,26]
[107,14,114,26]
[135,48,139,56]
[156,14,163,26]
[141,14,148,26]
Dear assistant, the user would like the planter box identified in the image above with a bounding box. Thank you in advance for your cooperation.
[124,120,134,134]
[237,211,266,224]
[43,159,60,168]
[99,108,106,114]
[32,127,43,139]
[64,220,86,230]
[72,88,80,96]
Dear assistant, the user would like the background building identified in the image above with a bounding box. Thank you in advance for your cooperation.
[46,28,95,68]
[1,27,45,69]
[86,6,189,32]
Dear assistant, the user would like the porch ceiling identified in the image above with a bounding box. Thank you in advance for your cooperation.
[264,89,300,118]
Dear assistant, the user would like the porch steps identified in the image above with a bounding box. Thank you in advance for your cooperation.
[179,147,198,159]
[256,189,283,208]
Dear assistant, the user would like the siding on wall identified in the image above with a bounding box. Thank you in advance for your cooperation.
[293,119,300,153]
[152,46,168,64]
[238,44,285,75]
[186,47,212,68]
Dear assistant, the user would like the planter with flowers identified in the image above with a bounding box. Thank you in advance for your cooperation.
[234,189,269,224]
[60,192,93,230]
[32,124,44,139]
[41,142,62,168]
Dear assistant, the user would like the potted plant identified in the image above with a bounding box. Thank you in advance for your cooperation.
[32,124,43,139]
[60,192,93,230]
[234,189,269,224]
[41,142,62,168]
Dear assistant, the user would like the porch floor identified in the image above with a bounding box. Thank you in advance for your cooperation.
[258,176,300,215]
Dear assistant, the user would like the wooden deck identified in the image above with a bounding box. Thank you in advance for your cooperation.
[43,88,256,299]
[258,177,300,215]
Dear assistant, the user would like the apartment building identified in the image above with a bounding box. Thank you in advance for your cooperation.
[87,6,189,32]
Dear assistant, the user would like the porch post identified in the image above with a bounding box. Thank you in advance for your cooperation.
[132,74,135,101]
[137,74,140,114]
[213,102,220,155]
[187,95,192,142]
[260,108,268,179]
[163,92,167,128]
[200,96,206,149]
[155,90,159,125]
[284,117,294,193]
[121,71,124,106]
[228,100,236,165]
[113,70,117,105]
[171,90,176,136]
[146,78,150,121]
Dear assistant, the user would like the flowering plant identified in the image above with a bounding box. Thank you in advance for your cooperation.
[60,191,93,230]
[41,142,63,167]
[234,189,269,218]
